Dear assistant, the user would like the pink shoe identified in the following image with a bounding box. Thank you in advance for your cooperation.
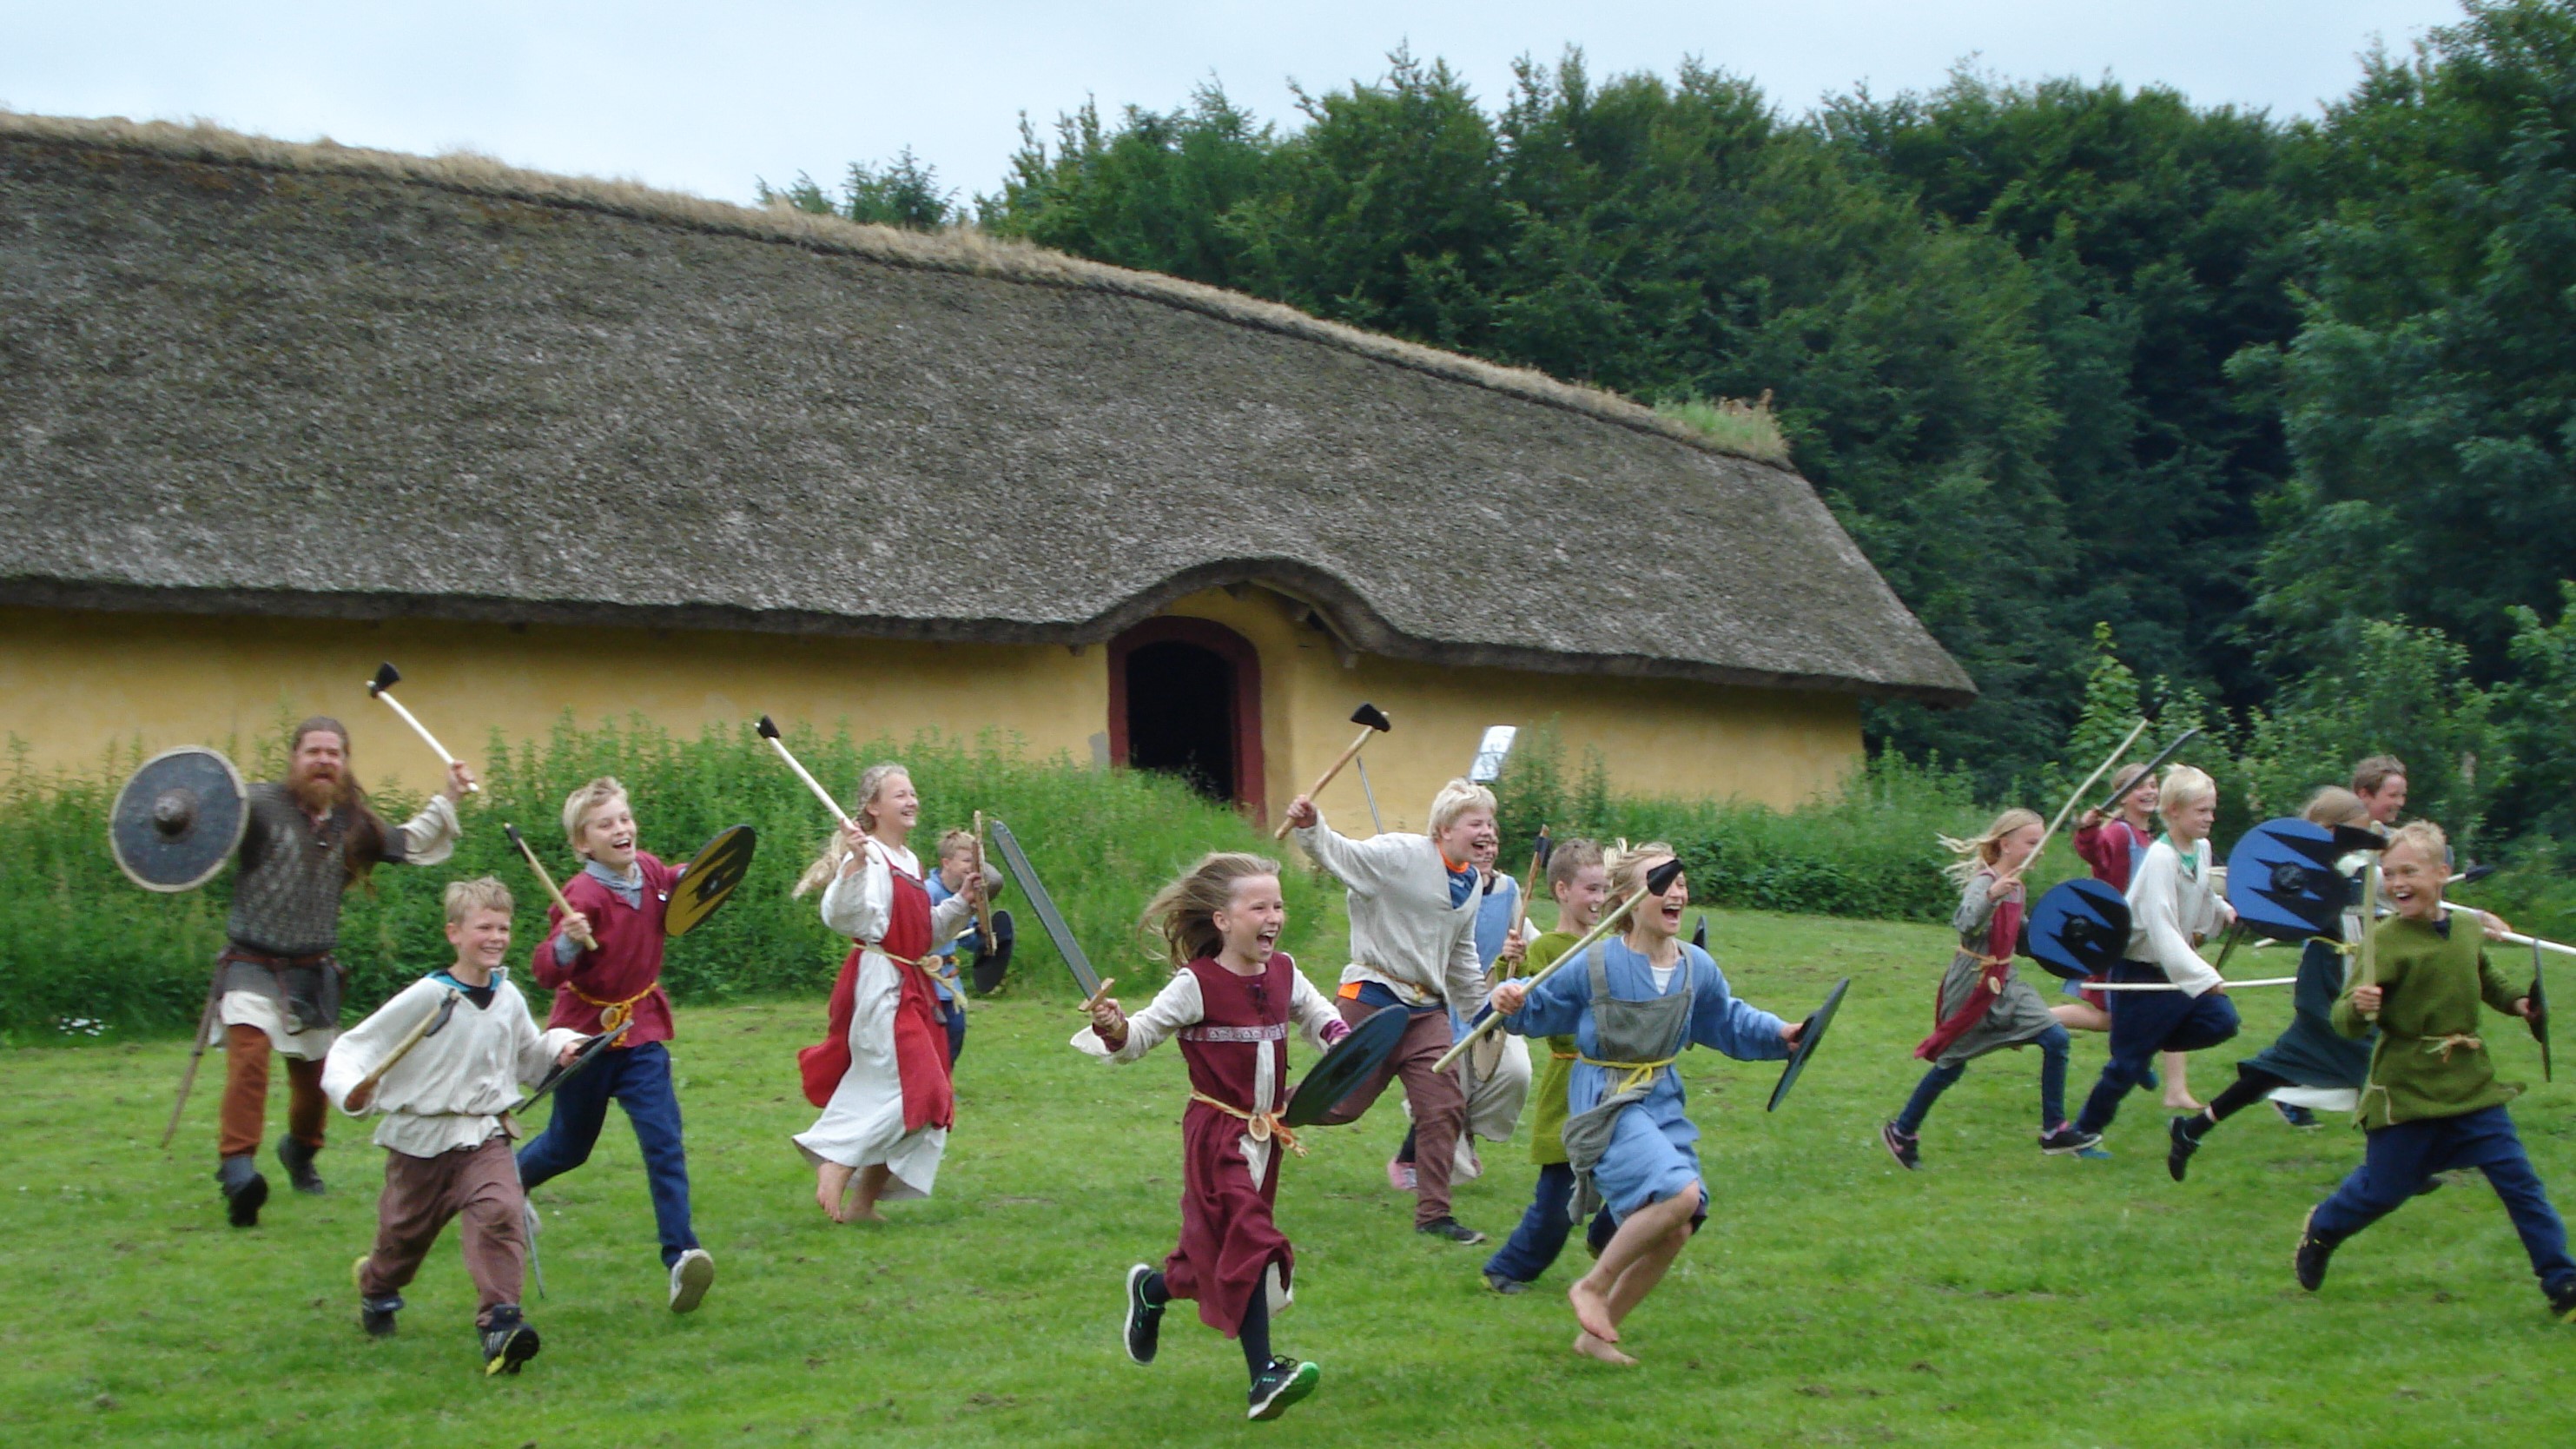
[1386,1156,1417,1193]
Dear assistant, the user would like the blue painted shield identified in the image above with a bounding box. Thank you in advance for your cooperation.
[2028,879,2131,982]
[2227,818,2381,943]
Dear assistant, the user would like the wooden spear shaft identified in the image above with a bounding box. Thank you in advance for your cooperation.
[1436,873,1668,1075]
[2038,718,2150,857]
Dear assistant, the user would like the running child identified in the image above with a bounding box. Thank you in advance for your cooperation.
[2063,764,2198,1109]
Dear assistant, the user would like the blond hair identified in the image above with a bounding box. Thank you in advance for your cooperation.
[1604,840,1678,900]
[1428,778,1498,837]
[793,762,912,897]
[2157,764,2216,819]
[2383,819,2448,870]
[1546,837,1605,895]
[2301,785,2371,830]
[444,876,514,923]
[1139,852,1281,970]
[561,776,629,854]
[2105,762,2153,807]
[1939,807,2044,885]
[935,827,978,861]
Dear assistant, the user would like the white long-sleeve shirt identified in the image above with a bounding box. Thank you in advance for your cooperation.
[818,838,974,951]
[321,971,582,1158]
[2124,836,2229,996]
[1291,812,1485,1009]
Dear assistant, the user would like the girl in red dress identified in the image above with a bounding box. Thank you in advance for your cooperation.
[1078,852,1347,1422]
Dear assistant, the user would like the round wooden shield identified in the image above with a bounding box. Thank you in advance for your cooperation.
[970,909,1015,995]
[2027,879,2132,982]
[109,746,248,892]
[1767,976,1850,1113]
[1282,1005,1410,1128]
[664,824,757,937]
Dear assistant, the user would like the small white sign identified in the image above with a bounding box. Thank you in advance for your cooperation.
[1468,724,1518,784]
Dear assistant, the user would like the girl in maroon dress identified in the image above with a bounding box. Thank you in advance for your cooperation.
[1077,851,1347,1422]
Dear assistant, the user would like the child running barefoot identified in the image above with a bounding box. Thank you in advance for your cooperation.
[325,879,583,1375]
[1488,844,1800,1366]
[2064,764,2198,1109]
[1880,810,2095,1169]
[2295,822,2573,1320]
[1079,853,1350,1421]
[2169,787,2379,1181]
[1482,839,1611,1294]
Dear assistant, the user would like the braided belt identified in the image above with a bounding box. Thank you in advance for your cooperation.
[1189,1091,1305,1157]
[565,982,653,1038]
[1578,1053,1679,1096]
[2421,1032,2484,1062]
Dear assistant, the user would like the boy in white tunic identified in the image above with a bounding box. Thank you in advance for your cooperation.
[325,878,583,1375]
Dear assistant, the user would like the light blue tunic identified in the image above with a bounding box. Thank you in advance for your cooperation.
[1505,940,1790,1221]
[921,870,961,1002]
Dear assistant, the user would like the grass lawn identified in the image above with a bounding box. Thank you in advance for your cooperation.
[5,910,2569,1447]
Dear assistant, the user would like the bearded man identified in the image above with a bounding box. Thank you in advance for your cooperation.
[213,716,473,1226]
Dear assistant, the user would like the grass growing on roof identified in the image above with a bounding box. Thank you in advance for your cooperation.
[4,910,2567,1446]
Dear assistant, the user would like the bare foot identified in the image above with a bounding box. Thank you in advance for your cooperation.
[814,1181,843,1221]
[1567,1278,1619,1343]
[2163,1095,2205,1112]
[1573,1331,1637,1366]
[816,1163,855,1222]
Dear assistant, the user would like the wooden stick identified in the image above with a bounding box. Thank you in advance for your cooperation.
[2431,902,2576,957]
[1274,724,1382,840]
[1436,875,1668,1074]
[1508,825,1549,946]
[756,717,855,829]
[346,989,462,1111]
[2358,857,2383,1021]
[503,824,583,925]
[1076,976,1117,1016]
[159,969,226,1148]
[2039,718,2150,850]
[368,688,479,792]
[970,810,997,952]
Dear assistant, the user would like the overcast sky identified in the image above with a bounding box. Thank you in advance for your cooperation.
[3,2,2467,208]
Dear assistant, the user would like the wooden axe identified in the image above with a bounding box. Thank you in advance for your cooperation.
[968,811,997,956]
[1275,702,1392,839]
[503,824,591,943]
[345,989,461,1113]
[756,715,855,829]
[366,663,478,792]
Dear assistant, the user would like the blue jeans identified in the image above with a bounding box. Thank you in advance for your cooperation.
[1896,1024,2071,1134]
[1483,1162,1616,1284]
[516,1040,699,1268]
[2310,1105,2576,1299]
[942,997,967,1065]
[2074,968,2241,1135]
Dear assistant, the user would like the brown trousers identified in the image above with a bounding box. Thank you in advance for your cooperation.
[360,1135,526,1327]
[219,1023,327,1160]
[1320,999,1469,1227]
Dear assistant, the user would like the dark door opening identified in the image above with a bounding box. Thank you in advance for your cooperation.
[1125,641,1237,802]
[1106,617,1265,820]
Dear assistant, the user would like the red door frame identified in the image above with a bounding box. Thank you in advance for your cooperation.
[1106,617,1266,824]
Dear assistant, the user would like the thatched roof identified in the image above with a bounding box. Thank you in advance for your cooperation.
[0,113,1974,705]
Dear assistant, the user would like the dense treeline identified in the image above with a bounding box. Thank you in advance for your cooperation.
[773,3,2576,845]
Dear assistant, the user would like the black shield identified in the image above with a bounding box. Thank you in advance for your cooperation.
[665,824,758,937]
[2028,879,2132,982]
[971,909,1016,995]
[109,747,248,892]
[1283,1005,1410,1128]
[1767,976,1851,1113]
[2228,817,2381,943]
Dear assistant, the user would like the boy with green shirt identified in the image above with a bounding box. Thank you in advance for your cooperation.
[1481,839,1612,1294]
[2295,822,2574,1320]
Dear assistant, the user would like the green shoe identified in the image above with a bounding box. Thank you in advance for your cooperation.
[1248,1357,1318,1421]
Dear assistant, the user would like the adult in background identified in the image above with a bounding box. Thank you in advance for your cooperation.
[1285,778,1497,1244]
[213,716,472,1226]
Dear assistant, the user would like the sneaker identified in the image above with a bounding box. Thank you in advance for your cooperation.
[2295,1208,2339,1293]
[2040,1124,2102,1157]
[1417,1216,1486,1245]
[2165,1117,2202,1182]
[1386,1156,1417,1193]
[2076,1143,2113,1160]
[1483,1272,1530,1295]
[1879,1121,1920,1170]
[668,1248,715,1313]
[479,1306,541,1376]
[1246,1356,1320,1421]
[276,1136,326,1195]
[1121,1263,1164,1366]
[2273,1102,2320,1129]
[216,1155,268,1228]
[353,1254,401,1338]
[2550,1281,2576,1324]
[2141,1066,2161,1091]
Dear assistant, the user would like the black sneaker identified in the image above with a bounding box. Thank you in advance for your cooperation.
[1121,1263,1163,1366]
[2294,1208,2340,1293]
[2274,1102,2320,1128]
[2166,1117,2203,1182]
[278,1135,326,1195]
[1483,1272,1529,1295]
[479,1306,540,1376]
[2550,1281,2576,1324]
[1416,1217,1486,1245]
[353,1254,400,1337]
[2039,1124,2101,1157]
[1246,1356,1319,1421]
[1880,1121,1920,1170]
[216,1155,268,1228]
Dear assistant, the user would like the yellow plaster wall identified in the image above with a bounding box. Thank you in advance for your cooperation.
[0,607,1108,791]
[1157,589,1863,830]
